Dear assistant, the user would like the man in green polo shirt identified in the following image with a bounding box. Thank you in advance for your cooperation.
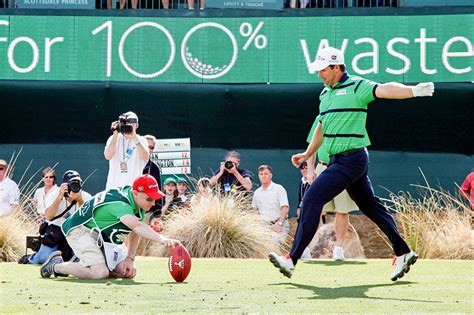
[40,174,180,279]
[269,47,434,281]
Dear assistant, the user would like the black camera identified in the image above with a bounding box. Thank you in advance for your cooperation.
[67,179,82,195]
[62,170,83,197]
[112,113,138,135]
[117,116,133,134]
[224,161,234,170]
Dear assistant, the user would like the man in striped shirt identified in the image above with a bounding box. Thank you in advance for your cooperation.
[269,47,434,281]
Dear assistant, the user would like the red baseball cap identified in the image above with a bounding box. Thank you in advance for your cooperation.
[132,174,165,200]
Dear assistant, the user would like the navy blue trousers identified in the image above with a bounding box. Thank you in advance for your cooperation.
[290,148,410,264]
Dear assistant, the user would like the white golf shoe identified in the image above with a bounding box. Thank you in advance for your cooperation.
[268,252,295,278]
[333,246,345,261]
[390,251,418,281]
[300,247,312,262]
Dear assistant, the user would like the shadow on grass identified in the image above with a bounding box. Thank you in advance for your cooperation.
[56,279,190,285]
[55,278,153,285]
[271,281,440,303]
[304,260,367,266]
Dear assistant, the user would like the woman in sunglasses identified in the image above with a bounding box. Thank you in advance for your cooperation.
[33,167,59,216]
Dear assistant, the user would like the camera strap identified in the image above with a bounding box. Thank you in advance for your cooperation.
[50,200,78,222]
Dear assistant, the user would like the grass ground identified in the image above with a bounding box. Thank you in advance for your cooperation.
[0,258,472,314]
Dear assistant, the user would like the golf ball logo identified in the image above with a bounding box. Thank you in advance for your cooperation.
[181,22,238,80]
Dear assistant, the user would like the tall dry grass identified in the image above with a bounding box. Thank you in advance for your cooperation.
[147,191,282,258]
[385,182,473,259]
[0,209,38,262]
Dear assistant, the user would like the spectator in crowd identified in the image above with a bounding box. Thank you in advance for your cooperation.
[290,0,309,8]
[191,177,212,208]
[0,159,20,216]
[293,161,313,261]
[40,174,180,279]
[26,170,92,265]
[161,177,181,218]
[32,167,59,217]
[307,117,357,261]
[296,162,310,219]
[176,177,190,207]
[460,171,474,210]
[188,0,204,9]
[210,151,252,193]
[104,111,149,190]
[143,134,163,225]
[252,165,290,245]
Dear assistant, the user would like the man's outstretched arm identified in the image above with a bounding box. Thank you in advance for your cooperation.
[375,82,434,99]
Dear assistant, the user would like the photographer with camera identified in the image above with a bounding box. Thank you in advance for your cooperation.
[210,151,252,193]
[25,170,91,264]
[104,111,149,190]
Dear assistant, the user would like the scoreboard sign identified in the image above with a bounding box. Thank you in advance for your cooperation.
[153,138,191,175]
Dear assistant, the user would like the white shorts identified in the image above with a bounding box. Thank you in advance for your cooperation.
[66,225,127,268]
[316,163,358,214]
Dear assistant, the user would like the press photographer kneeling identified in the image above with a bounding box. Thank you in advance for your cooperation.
[25,171,91,264]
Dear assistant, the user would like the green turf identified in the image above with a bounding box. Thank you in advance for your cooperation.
[0,258,472,313]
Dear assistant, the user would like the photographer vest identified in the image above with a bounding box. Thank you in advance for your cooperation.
[61,186,146,244]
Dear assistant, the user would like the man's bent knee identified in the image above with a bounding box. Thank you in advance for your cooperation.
[90,265,110,279]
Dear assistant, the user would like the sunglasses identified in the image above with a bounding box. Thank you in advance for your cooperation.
[44,176,55,179]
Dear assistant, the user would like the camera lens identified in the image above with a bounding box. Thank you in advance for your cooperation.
[120,125,133,134]
[68,180,82,193]
[224,161,234,170]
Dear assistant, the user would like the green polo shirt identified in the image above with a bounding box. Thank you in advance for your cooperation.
[318,73,378,156]
[84,187,139,231]
[306,115,330,164]
[62,186,146,244]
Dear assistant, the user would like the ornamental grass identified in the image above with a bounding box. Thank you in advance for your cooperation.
[384,174,473,259]
[147,191,282,258]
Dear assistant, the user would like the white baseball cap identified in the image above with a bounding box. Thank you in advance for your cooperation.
[308,47,345,73]
[120,111,139,123]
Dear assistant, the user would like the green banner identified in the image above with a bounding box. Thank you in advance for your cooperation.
[0,14,472,83]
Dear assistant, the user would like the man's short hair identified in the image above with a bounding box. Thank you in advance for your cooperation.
[144,135,157,145]
[258,165,273,173]
[225,151,241,161]
[329,64,346,72]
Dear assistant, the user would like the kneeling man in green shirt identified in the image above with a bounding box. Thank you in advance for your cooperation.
[40,174,180,279]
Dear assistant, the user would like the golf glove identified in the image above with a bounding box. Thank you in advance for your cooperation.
[412,82,434,97]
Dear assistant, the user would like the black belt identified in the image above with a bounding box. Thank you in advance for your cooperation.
[318,161,328,166]
[330,147,366,158]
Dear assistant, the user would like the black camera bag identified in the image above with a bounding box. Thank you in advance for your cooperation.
[42,224,65,247]
[40,200,77,247]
